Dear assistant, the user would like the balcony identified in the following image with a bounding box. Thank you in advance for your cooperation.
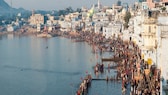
[140,45,155,51]
[143,19,157,24]
[141,32,156,36]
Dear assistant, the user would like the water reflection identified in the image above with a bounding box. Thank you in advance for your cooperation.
[0,35,2,40]
[7,34,14,40]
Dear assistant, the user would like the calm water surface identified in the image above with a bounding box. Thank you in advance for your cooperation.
[0,35,121,95]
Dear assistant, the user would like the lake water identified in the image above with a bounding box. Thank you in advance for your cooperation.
[0,35,121,95]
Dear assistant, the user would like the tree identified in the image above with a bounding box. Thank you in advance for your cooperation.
[161,7,166,12]
[76,8,81,13]
[58,10,66,16]
[124,11,131,29]
[65,7,74,14]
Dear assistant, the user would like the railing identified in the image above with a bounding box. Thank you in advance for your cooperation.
[141,32,156,36]
[141,46,155,50]
[143,19,156,24]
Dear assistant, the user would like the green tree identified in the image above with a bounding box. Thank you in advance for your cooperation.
[124,11,131,29]
[161,7,166,12]
[65,7,74,13]
[58,10,66,16]
[76,8,81,13]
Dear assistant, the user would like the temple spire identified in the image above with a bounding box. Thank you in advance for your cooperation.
[98,0,100,9]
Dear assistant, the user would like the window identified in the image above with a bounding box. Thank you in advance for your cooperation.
[149,26,151,33]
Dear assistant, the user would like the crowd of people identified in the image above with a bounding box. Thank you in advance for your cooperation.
[94,63,104,74]
[69,31,161,95]
[111,38,161,95]
[76,74,92,95]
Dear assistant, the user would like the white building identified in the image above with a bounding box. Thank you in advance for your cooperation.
[37,24,42,32]
[71,21,80,32]
[59,21,71,32]
[7,25,17,32]
[84,21,93,32]
[47,20,53,26]
[140,17,157,65]
[132,11,144,47]
[94,22,103,34]
[106,9,113,14]
[92,12,109,23]
[103,22,122,39]
[157,15,168,87]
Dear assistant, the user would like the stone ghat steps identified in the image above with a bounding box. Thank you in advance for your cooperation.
[92,78,121,81]
[101,57,123,62]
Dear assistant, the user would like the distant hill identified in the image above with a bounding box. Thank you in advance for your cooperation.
[0,0,11,12]
[0,0,27,15]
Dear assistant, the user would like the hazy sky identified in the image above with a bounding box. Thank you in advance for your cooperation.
[4,0,137,11]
